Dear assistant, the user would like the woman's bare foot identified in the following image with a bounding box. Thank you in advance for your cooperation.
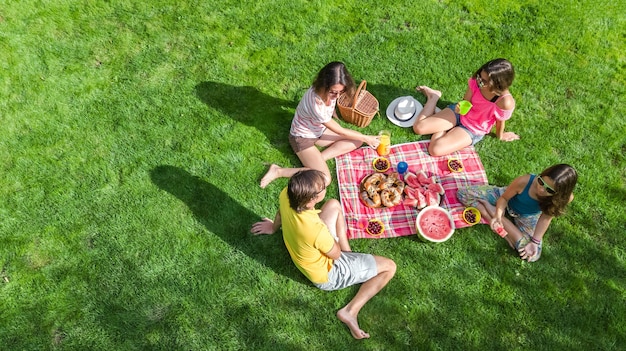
[416,85,442,100]
[260,164,280,188]
[337,307,370,339]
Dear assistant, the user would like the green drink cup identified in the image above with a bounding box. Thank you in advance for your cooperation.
[458,100,473,115]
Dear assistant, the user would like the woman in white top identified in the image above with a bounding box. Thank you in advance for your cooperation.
[261,62,380,188]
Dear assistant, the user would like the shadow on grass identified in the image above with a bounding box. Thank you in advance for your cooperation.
[194,81,295,149]
[194,81,454,138]
[150,165,307,284]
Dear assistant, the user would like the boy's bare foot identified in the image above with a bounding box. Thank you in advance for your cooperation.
[260,164,280,188]
[337,307,370,339]
[415,85,442,100]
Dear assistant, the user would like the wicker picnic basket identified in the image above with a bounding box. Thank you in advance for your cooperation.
[337,80,379,128]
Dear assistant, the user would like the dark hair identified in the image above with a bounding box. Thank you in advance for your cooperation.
[538,164,577,217]
[312,61,355,101]
[287,170,327,213]
[474,58,515,94]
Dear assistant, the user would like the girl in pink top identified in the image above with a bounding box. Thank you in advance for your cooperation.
[412,58,519,156]
[261,62,380,188]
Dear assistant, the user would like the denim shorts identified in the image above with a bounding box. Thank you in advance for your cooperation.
[447,103,484,145]
[314,252,377,291]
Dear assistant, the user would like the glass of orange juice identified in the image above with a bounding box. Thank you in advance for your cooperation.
[377,130,391,156]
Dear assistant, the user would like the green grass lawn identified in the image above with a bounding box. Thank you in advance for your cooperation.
[1,0,625,350]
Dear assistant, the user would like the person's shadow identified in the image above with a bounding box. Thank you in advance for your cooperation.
[195,81,298,153]
[150,165,307,283]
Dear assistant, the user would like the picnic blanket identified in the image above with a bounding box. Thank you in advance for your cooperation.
[336,140,488,239]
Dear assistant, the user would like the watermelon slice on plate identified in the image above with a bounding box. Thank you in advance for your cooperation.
[416,190,427,209]
[425,190,441,207]
[416,206,455,243]
[403,198,418,208]
[427,182,445,195]
[416,170,431,186]
[404,171,420,188]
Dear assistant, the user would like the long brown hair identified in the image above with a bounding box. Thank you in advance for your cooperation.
[537,164,578,217]
[474,58,515,95]
[287,170,326,213]
[312,61,355,101]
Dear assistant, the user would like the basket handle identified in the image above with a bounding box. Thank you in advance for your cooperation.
[352,80,367,108]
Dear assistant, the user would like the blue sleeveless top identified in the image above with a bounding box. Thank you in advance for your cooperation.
[508,174,541,215]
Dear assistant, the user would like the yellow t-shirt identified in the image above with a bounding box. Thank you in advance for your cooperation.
[279,188,335,284]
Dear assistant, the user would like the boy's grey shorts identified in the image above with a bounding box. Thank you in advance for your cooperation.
[315,252,377,291]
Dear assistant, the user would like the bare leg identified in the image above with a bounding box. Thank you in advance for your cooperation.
[414,86,442,121]
[319,139,362,161]
[413,106,456,137]
[297,147,332,186]
[260,164,307,188]
[260,144,333,188]
[428,127,472,157]
[317,129,363,161]
[336,256,396,339]
[319,199,351,252]
[477,199,524,249]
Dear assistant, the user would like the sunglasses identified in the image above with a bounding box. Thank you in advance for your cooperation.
[329,89,345,96]
[476,74,487,88]
[537,176,556,195]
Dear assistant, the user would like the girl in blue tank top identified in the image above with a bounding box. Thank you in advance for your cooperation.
[457,164,577,262]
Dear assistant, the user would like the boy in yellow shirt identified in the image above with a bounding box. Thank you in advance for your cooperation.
[252,170,396,339]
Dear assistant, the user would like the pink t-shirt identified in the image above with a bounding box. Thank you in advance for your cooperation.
[290,87,336,138]
[460,78,514,135]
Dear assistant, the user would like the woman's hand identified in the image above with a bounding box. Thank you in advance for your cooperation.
[251,218,276,235]
[365,135,381,149]
[489,217,501,231]
[519,241,538,261]
[500,131,520,142]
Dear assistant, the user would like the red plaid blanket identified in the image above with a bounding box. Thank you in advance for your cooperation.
[335,141,488,239]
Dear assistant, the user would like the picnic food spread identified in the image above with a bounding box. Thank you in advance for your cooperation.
[336,140,489,240]
[359,172,405,208]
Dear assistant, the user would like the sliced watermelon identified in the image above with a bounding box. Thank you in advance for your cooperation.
[425,190,441,207]
[404,186,416,199]
[403,198,418,208]
[416,190,428,209]
[416,170,430,185]
[420,175,435,186]
[404,172,420,188]
[427,182,445,195]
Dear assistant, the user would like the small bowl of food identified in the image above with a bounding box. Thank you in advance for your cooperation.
[365,219,385,237]
[372,157,391,172]
[448,158,464,172]
[462,207,481,225]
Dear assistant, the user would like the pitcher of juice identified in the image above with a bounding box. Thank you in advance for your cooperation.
[377,130,391,156]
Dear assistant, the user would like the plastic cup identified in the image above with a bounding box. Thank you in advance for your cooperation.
[397,161,408,175]
[458,100,473,115]
[377,130,391,156]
